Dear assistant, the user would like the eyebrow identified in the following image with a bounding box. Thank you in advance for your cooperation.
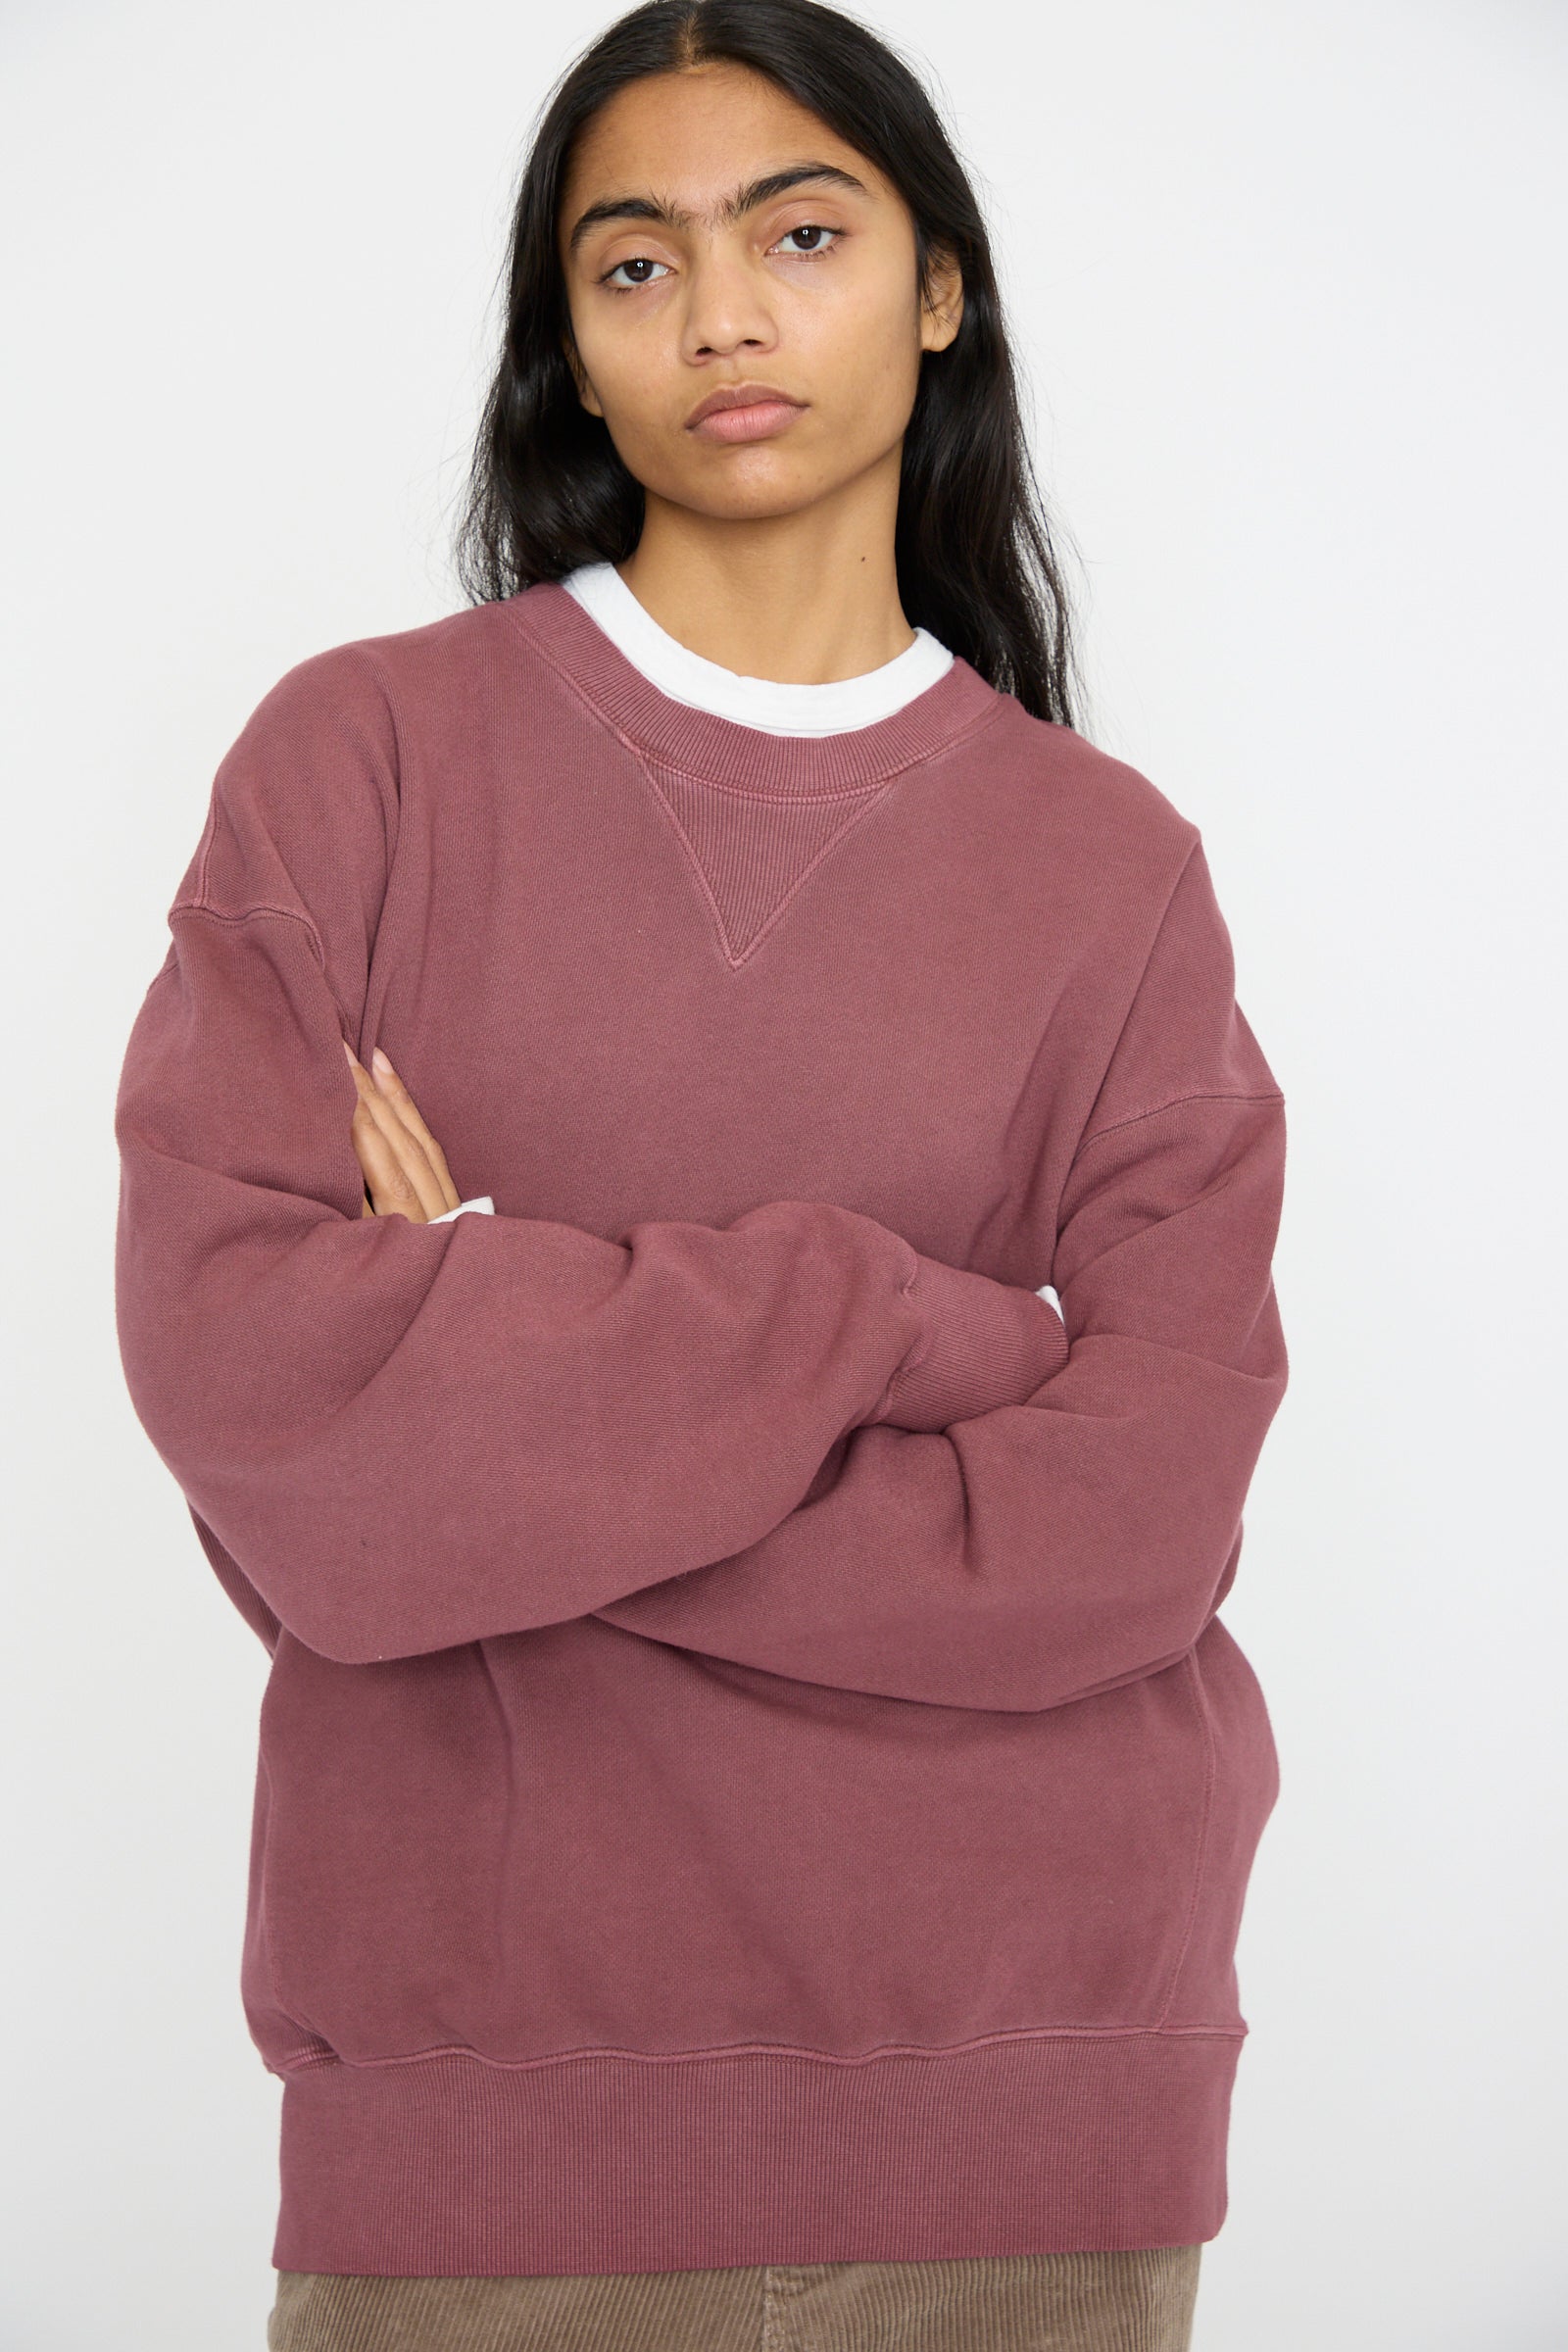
[565,163,870,254]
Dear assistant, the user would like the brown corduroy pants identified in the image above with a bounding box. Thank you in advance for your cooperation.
[267,2245,1202,2350]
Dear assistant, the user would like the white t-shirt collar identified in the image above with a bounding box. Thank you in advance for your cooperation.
[560,561,954,738]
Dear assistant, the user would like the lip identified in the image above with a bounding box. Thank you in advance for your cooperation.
[686,381,807,443]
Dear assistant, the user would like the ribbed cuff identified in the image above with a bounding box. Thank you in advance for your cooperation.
[869,1251,1069,1432]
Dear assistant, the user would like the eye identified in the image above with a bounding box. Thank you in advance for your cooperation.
[774,222,843,258]
[598,255,672,292]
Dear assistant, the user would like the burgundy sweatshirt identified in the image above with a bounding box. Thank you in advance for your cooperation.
[113,578,1289,2278]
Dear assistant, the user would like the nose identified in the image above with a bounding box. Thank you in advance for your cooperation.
[679,243,779,364]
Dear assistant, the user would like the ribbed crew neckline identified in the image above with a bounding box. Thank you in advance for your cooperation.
[500,577,1004,797]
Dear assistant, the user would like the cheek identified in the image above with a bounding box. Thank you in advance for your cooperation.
[588,368,701,501]
[576,341,680,464]
[800,277,925,416]
[573,322,653,413]
[813,342,924,465]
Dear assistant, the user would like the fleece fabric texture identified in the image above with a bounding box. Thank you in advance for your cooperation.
[113,577,1290,2278]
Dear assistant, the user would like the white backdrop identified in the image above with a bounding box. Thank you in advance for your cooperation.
[3,2,1563,2345]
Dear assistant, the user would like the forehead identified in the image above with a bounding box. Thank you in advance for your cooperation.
[560,64,886,223]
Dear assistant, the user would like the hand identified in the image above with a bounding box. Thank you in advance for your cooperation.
[342,1040,463,1223]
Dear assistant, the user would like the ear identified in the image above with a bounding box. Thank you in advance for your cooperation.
[562,331,604,418]
[919,243,965,355]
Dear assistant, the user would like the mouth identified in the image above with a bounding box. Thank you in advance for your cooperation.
[686,382,808,445]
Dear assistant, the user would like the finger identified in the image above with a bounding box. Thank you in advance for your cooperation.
[342,1044,451,1222]
[352,1085,447,1223]
[368,1047,461,1210]
[343,1044,378,1214]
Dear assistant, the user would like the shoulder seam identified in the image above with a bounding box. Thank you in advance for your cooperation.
[1078,1087,1285,1152]
[169,896,328,969]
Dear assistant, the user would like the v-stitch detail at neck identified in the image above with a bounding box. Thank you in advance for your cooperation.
[498,578,1005,801]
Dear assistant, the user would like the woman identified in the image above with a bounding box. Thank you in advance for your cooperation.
[113,3,1290,2347]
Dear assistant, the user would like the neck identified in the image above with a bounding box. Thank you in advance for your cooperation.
[617,470,912,685]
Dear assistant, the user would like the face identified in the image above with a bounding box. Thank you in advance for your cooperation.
[556,61,962,523]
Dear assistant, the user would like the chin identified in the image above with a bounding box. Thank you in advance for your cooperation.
[691,477,827,519]
[662,468,825,523]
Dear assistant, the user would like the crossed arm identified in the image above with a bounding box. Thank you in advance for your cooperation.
[337,1025,1286,1716]
[114,652,1287,1709]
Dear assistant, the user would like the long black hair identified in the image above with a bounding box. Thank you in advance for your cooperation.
[453,0,1086,729]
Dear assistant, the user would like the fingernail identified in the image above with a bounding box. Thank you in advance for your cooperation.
[341,1039,357,1063]
[371,1047,393,1078]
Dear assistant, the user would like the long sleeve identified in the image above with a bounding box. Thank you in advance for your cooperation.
[591,837,1290,1714]
[113,647,1066,1667]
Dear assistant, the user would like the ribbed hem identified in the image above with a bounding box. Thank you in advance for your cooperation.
[272,2030,1243,2277]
